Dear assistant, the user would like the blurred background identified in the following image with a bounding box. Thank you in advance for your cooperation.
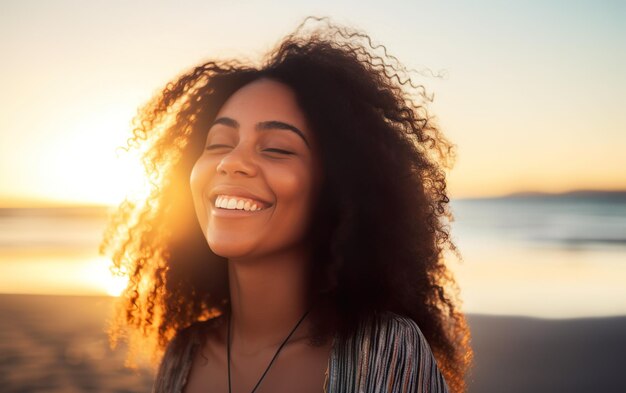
[1,0,625,392]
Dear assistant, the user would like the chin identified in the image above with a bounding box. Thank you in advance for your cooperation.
[207,240,257,259]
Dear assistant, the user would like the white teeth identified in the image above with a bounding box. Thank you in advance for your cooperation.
[215,195,267,211]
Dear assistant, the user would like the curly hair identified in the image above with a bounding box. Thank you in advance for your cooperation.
[100,16,473,393]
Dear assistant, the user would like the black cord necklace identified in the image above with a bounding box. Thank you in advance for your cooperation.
[227,306,313,393]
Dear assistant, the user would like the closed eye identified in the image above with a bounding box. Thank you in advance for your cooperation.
[264,148,294,155]
[206,145,294,155]
[206,144,232,150]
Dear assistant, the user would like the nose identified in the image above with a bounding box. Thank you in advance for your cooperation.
[216,144,258,177]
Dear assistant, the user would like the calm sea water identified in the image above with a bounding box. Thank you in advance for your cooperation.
[1,193,625,317]
[450,194,626,250]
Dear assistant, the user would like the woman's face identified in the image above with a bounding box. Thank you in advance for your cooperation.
[190,78,322,259]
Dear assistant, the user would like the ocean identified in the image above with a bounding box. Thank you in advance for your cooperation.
[451,192,626,249]
[1,192,625,318]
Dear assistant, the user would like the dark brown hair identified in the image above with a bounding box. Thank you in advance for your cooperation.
[100,16,473,393]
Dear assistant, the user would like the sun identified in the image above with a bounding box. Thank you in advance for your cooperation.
[8,103,151,207]
[45,125,148,206]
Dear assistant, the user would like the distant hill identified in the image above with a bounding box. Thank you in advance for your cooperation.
[483,189,626,202]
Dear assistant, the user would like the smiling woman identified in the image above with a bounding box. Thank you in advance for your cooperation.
[100,16,472,393]
[190,79,322,262]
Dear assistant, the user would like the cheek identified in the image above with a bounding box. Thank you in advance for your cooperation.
[272,165,314,209]
[189,159,214,220]
[190,158,214,190]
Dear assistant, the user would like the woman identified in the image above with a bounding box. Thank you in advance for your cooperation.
[101,17,473,393]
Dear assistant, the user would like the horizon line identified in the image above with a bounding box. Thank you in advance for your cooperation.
[2,187,626,209]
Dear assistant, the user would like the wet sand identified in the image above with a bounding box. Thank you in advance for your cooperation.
[0,294,624,392]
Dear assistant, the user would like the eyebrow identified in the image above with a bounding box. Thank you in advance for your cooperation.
[210,117,310,148]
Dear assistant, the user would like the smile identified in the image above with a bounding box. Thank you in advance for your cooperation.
[214,194,272,211]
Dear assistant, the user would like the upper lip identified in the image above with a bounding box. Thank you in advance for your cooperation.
[209,185,274,208]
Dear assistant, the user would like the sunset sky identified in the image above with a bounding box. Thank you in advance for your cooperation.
[1,0,624,207]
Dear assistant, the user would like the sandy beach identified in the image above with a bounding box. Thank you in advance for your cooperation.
[0,294,154,392]
[465,313,626,392]
[0,294,625,392]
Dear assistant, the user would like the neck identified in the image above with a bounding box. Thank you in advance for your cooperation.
[226,245,314,355]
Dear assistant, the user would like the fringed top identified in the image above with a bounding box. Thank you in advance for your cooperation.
[153,311,449,393]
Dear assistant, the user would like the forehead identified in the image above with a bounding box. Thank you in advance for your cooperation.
[215,78,310,134]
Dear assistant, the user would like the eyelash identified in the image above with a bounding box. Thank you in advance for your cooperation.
[205,144,294,155]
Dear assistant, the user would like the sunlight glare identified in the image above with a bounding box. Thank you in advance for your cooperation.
[25,104,150,207]
[81,257,129,297]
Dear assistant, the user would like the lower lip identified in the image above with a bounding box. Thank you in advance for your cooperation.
[211,204,272,218]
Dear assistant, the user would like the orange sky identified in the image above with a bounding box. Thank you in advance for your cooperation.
[1,1,625,207]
